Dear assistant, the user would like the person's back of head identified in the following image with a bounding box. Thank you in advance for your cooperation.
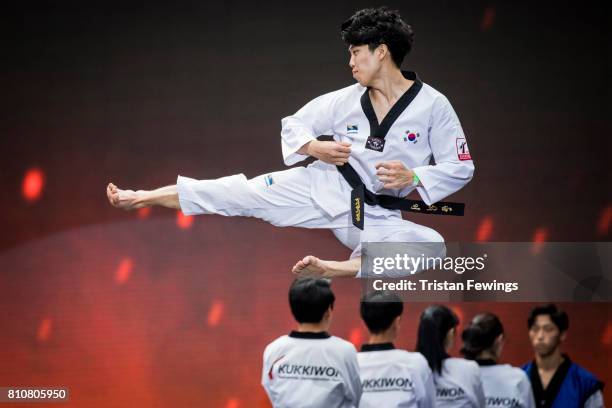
[360,290,403,335]
[289,277,335,324]
[416,305,459,374]
[460,312,504,361]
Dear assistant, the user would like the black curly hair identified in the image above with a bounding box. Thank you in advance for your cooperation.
[341,7,414,68]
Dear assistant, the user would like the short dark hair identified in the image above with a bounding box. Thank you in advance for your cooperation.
[289,277,335,324]
[461,313,504,360]
[416,305,459,374]
[360,291,403,334]
[340,7,414,68]
[527,304,569,333]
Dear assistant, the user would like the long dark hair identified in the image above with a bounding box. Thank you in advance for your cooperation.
[461,313,504,360]
[416,305,459,374]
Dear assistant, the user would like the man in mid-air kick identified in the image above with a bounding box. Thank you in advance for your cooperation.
[106,7,474,278]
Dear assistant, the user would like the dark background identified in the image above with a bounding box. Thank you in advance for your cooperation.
[0,1,610,407]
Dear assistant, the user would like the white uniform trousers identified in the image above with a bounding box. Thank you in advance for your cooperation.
[176,167,444,262]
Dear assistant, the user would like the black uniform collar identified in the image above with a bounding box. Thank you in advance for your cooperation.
[476,359,497,366]
[529,354,572,408]
[360,70,423,140]
[360,342,395,352]
[289,331,330,339]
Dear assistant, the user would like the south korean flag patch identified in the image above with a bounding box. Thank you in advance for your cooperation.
[456,138,471,161]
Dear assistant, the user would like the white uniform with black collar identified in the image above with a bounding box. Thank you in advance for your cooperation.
[262,331,362,408]
[477,361,536,408]
[357,343,435,408]
[434,357,486,408]
[176,72,474,268]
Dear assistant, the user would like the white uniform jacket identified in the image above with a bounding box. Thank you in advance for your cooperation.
[281,71,474,219]
[477,360,536,408]
[357,343,435,408]
[433,357,486,407]
[262,331,362,408]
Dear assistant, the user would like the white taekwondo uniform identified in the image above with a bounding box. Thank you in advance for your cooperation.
[357,343,435,408]
[176,72,474,268]
[433,357,486,407]
[476,360,536,408]
[261,331,362,408]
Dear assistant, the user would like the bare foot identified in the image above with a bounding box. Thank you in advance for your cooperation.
[292,256,360,278]
[292,255,332,278]
[106,183,147,211]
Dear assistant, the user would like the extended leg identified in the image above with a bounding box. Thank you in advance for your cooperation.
[106,168,346,229]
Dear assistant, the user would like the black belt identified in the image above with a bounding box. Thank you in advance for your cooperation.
[336,163,465,230]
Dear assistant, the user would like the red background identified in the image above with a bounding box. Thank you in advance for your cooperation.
[0,217,610,407]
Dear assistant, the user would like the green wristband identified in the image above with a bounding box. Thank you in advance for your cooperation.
[412,173,420,186]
